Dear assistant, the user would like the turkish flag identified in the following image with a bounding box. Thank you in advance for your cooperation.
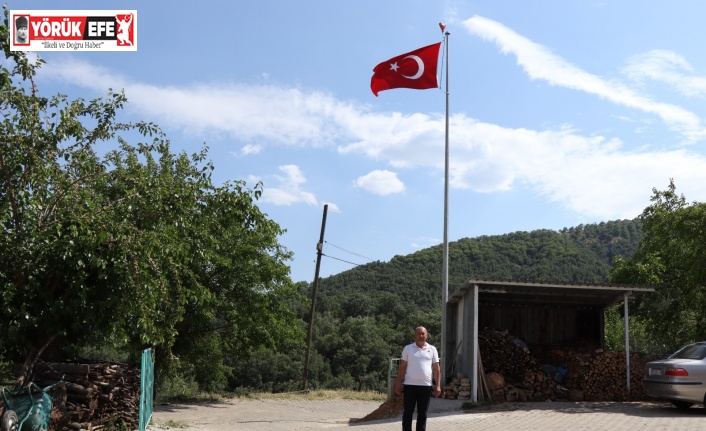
[371,42,441,96]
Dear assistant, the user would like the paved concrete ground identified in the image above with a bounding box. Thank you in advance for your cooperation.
[150,398,706,431]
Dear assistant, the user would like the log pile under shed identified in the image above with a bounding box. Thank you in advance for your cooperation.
[32,360,141,431]
[444,330,665,402]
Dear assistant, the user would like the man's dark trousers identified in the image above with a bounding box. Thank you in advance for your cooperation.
[402,384,432,431]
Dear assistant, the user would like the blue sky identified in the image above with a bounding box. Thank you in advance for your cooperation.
[11,1,706,283]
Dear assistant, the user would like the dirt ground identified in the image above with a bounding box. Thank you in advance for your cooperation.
[148,398,386,430]
[352,396,404,422]
[148,396,464,430]
[149,397,706,431]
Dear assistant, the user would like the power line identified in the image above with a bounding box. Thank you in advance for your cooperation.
[321,253,360,267]
[324,240,374,262]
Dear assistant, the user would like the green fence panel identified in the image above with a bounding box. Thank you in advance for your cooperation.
[139,348,154,431]
[387,358,400,398]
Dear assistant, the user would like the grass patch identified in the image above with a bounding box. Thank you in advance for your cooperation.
[243,389,386,402]
[163,420,189,428]
[159,389,386,404]
[157,391,231,405]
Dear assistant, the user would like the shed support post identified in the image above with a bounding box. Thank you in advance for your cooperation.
[624,292,631,398]
[471,283,478,403]
[460,290,472,397]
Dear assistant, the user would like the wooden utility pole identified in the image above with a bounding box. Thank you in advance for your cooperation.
[302,204,328,390]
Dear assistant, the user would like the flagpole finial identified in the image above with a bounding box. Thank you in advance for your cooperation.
[439,22,446,32]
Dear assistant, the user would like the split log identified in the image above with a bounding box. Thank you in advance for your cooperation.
[30,360,142,431]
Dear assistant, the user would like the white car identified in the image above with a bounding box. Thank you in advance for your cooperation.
[643,342,706,409]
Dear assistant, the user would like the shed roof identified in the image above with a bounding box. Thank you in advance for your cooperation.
[448,278,655,308]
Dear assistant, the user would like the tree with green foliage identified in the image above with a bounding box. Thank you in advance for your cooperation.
[0,9,302,391]
[320,316,393,391]
[611,180,706,353]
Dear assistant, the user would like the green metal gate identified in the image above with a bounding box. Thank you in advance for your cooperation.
[139,348,154,431]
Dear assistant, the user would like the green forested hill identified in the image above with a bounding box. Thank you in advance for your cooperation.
[316,218,643,312]
[231,218,644,393]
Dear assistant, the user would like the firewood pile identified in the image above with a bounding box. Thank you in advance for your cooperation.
[520,369,564,401]
[31,361,141,431]
[450,330,664,403]
[443,375,472,400]
[547,349,666,401]
[478,330,539,382]
[444,369,563,402]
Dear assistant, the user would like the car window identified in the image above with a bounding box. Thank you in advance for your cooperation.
[670,344,706,360]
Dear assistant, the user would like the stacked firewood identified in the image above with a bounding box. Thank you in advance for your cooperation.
[32,361,141,431]
[476,330,664,402]
[538,346,590,390]
[478,330,539,382]
[519,369,563,401]
[576,350,665,401]
[443,374,472,400]
[444,369,563,402]
[535,346,666,401]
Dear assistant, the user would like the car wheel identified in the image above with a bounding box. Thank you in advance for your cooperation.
[1,409,19,431]
[671,400,694,409]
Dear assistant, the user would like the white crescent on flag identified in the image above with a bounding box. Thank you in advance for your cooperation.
[401,55,424,80]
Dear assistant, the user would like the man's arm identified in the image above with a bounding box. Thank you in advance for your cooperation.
[432,362,441,397]
[394,360,407,396]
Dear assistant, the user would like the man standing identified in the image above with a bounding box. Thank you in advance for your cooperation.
[394,326,441,431]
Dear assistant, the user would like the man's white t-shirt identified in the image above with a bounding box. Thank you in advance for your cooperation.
[401,342,439,386]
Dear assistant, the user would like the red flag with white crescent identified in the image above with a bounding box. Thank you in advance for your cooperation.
[370,42,441,96]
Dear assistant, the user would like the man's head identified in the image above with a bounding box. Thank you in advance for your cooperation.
[414,326,428,346]
[15,16,28,42]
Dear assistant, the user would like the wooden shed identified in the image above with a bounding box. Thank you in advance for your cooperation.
[444,278,654,401]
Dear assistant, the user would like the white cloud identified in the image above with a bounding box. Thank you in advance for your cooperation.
[342,112,706,219]
[39,57,356,147]
[623,50,706,98]
[355,170,406,195]
[37,50,706,221]
[462,15,706,143]
[240,143,262,155]
[259,165,318,206]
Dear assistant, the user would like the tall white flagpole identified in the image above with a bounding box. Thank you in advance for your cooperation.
[440,25,450,387]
